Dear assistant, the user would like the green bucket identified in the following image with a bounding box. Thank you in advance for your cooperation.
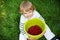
[24,18,46,39]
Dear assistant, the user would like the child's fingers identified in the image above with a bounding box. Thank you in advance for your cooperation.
[27,38,37,40]
[27,38,31,40]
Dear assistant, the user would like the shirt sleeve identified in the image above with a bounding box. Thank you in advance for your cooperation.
[19,23,25,34]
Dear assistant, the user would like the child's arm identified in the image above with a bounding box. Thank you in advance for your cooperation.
[19,15,25,34]
[35,10,55,40]
[19,15,28,38]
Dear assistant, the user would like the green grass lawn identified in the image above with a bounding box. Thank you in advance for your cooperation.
[0,0,60,40]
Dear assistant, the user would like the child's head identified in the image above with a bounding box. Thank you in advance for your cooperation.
[20,1,34,18]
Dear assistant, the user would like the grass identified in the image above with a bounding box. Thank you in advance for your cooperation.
[0,0,60,40]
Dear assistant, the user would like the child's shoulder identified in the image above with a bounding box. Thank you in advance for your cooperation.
[34,10,40,15]
[33,10,41,17]
[20,15,27,23]
[34,10,44,20]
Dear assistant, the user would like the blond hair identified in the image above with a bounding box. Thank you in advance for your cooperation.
[20,1,34,13]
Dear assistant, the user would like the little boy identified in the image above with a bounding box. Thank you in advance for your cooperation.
[19,1,59,40]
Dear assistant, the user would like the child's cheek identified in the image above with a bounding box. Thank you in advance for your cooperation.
[24,14,28,17]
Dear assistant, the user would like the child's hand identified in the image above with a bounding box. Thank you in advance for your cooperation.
[27,38,37,40]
